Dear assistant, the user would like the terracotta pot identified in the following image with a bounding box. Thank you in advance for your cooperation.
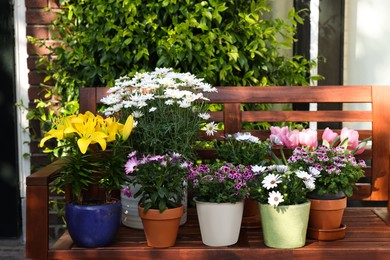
[309,197,347,230]
[138,205,184,248]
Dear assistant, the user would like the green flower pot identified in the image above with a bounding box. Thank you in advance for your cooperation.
[259,201,311,248]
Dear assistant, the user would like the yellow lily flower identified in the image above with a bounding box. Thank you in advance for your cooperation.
[105,119,120,143]
[64,114,108,154]
[39,115,75,147]
[121,115,134,141]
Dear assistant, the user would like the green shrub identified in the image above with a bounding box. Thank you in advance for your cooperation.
[31,0,319,112]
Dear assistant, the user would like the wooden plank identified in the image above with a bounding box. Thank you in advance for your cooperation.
[223,103,241,134]
[204,86,373,103]
[79,88,98,114]
[242,111,372,122]
[370,86,390,200]
[26,159,64,186]
[48,208,390,259]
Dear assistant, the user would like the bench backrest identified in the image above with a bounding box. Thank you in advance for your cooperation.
[79,85,390,202]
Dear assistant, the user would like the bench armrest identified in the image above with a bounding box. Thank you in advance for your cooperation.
[26,159,65,260]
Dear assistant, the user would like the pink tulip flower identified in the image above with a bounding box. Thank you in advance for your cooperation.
[298,129,318,150]
[340,127,359,150]
[269,126,300,149]
[284,129,300,149]
[270,126,285,147]
[322,127,339,147]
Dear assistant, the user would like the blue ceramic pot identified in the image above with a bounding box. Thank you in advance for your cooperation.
[65,200,121,248]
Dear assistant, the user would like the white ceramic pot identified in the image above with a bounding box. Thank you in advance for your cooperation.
[195,198,244,246]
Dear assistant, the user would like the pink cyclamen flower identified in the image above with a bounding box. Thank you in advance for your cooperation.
[322,127,339,147]
[340,127,359,150]
[298,129,318,150]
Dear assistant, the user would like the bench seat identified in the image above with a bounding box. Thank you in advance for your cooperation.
[48,208,390,259]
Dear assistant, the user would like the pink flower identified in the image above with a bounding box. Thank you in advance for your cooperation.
[340,127,359,150]
[285,129,300,149]
[270,126,300,149]
[121,187,132,197]
[322,127,339,147]
[354,141,367,155]
[270,126,285,147]
[298,129,318,150]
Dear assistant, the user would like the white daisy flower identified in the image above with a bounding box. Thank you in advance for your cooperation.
[204,121,217,136]
[198,112,211,120]
[295,170,313,181]
[308,166,321,177]
[262,173,282,190]
[268,191,284,206]
[251,165,267,174]
[132,111,144,118]
[276,165,289,173]
[304,179,316,190]
[149,107,157,112]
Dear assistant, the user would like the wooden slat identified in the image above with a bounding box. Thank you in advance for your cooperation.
[79,88,98,114]
[204,86,373,103]
[242,110,372,122]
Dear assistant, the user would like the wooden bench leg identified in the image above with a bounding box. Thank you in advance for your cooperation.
[26,185,49,260]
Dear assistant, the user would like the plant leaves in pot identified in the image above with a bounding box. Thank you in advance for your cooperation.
[40,111,134,247]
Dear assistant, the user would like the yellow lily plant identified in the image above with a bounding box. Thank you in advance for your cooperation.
[39,111,134,205]
[40,111,134,154]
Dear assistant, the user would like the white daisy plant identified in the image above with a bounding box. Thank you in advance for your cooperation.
[101,68,217,159]
[249,164,316,207]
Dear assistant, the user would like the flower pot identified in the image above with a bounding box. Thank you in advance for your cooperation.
[194,198,244,246]
[65,200,121,248]
[122,182,188,229]
[308,197,347,230]
[259,201,311,248]
[138,205,184,248]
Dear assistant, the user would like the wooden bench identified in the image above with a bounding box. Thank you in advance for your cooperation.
[26,85,390,259]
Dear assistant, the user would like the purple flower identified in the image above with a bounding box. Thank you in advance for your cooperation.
[121,187,132,197]
[125,157,139,174]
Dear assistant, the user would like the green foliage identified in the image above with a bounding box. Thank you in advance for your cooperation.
[124,152,189,212]
[31,0,318,114]
[214,132,270,166]
[188,161,254,203]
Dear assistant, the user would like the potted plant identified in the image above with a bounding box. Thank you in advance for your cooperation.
[285,127,368,240]
[213,132,270,227]
[101,67,216,228]
[187,161,254,246]
[249,164,316,248]
[39,111,134,247]
[122,150,190,248]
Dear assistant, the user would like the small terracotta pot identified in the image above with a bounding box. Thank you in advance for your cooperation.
[138,205,184,248]
[309,197,347,230]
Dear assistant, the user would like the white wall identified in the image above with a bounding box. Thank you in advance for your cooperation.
[343,0,390,129]
[14,0,30,242]
[344,0,390,85]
